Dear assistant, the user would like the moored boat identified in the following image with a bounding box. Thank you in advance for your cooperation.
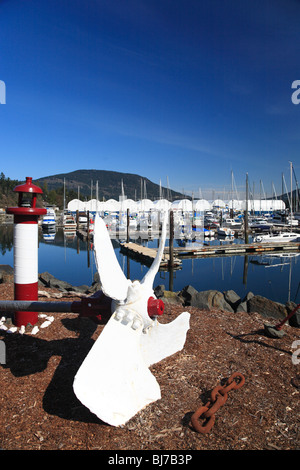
[249,217,272,232]
[254,232,300,243]
[63,214,77,230]
[217,226,235,237]
[42,208,56,230]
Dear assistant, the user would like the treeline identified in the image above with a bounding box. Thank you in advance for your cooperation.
[0,173,21,206]
[39,181,78,209]
[0,172,20,197]
[0,173,77,210]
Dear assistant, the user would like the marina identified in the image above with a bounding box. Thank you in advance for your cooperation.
[0,220,299,307]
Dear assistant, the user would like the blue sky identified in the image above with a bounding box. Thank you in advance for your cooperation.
[0,0,299,200]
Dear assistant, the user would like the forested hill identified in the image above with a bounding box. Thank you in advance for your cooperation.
[36,169,186,201]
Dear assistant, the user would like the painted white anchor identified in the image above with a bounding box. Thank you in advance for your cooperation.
[73,212,190,426]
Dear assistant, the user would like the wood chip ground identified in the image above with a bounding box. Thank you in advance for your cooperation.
[0,281,299,451]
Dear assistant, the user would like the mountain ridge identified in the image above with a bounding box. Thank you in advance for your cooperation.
[35,169,187,201]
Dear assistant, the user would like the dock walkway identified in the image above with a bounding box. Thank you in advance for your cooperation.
[120,242,182,269]
[171,241,300,258]
[121,241,300,266]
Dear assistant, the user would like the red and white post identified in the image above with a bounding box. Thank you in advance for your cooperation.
[6,177,46,327]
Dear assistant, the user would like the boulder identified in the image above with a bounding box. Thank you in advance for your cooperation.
[243,292,255,303]
[39,271,55,287]
[212,291,234,312]
[236,292,254,313]
[179,285,199,305]
[161,290,184,306]
[39,272,73,292]
[0,264,13,283]
[247,295,287,320]
[154,285,165,299]
[236,301,247,313]
[189,289,233,312]
[223,290,241,311]
[286,301,300,328]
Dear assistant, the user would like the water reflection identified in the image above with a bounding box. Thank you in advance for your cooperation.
[0,225,299,305]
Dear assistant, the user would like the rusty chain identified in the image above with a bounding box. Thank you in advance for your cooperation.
[191,372,245,434]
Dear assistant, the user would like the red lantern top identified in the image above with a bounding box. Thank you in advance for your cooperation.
[13,176,44,195]
[6,176,47,217]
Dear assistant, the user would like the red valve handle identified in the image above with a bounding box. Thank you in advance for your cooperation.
[147,297,164,317]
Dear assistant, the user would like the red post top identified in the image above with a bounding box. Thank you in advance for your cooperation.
[6,176,47,216]
[13,176,44,195]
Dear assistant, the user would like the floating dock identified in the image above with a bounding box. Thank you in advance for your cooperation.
[170,241,300,258]
[120,242,182,269]
[120,240,300,266]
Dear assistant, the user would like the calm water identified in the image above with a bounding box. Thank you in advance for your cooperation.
[0,224,299,305]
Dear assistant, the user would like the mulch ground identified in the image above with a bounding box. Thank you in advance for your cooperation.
[0,280,299,452]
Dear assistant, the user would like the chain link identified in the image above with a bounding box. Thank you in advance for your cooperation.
[191,372,245,434]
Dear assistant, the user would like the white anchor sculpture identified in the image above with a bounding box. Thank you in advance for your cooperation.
[73,212,190,426]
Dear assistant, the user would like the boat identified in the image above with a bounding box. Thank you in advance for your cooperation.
[63,214,77,230]
[42,231,56,242]
[254,232,300,243]
[223,218,243,228]
[78,214,88,227]
[42,208,56,230]
[249,217,272,232]
[217,226,235,237]
[192,226,215,237]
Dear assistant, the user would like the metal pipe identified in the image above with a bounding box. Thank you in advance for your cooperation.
[0,300,80,313]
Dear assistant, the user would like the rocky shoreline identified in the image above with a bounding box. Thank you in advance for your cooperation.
[1,264,299,329]
[38,269,300,328]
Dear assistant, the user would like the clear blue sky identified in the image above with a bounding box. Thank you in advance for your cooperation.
[0,0,299,200]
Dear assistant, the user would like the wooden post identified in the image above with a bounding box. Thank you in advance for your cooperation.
[169,210,174,269]
[245,173,249,244]
[87,210,90,241]
[127,208,130,243]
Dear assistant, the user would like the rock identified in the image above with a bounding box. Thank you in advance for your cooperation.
[286,301,300,328]
[86,273,102,294]
[71,285,89,294]
[188,289,233,312]
[223,290,241,310]
[0,265,14,283]
[0,264,13,275]
[87,282,102,294]
[243,291,254,303]
[160,290,183,306]
[154,285,165,299]
[179,285,198,305]
[248,295,287,320]
[236,301,247,313]
[264,323,286,338]
[39,272,73,292]
[39,272,56,287]
[212,291,234,312]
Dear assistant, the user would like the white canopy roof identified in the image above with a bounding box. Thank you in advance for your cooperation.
[193,199,211,211]
[171,199,193,211]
